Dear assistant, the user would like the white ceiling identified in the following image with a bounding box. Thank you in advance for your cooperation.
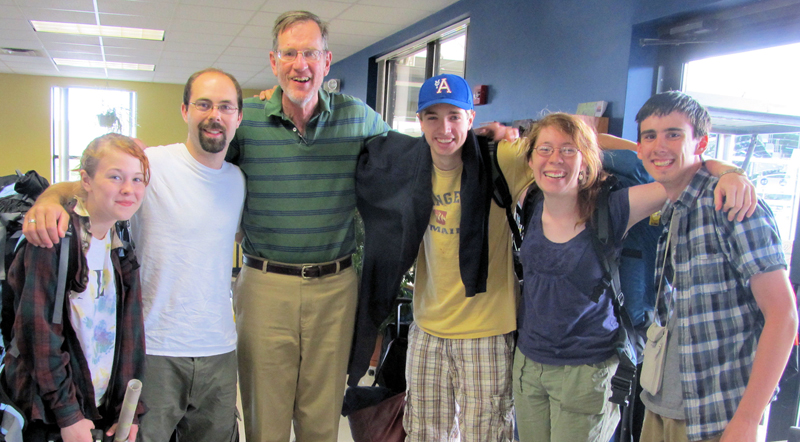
[0,0,459,89]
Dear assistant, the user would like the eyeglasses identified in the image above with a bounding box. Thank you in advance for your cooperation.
[533,145,579,157]
[189,100,238,115]
[275,49,326,62]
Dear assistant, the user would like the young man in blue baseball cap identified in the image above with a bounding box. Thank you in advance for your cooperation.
[356,73,533,441]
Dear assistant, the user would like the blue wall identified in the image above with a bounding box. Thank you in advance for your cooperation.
[328,0,764,137]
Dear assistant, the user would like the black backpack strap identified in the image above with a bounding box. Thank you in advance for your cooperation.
[485,139,523,249]
[588,180,638,417]
[52,224,73,325]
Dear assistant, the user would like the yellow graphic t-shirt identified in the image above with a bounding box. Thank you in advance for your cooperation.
[414,139,534,339]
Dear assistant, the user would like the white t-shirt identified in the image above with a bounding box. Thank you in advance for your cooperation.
[132,143,245,357]
[69,231,116,406]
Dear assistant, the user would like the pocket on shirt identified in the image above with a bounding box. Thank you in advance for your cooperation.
[690,253,736,293]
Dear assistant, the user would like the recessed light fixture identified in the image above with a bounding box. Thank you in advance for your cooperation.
[31,20,165,41]
[53,58,155,71]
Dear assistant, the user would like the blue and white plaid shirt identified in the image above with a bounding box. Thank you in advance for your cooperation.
[656,167,786,441]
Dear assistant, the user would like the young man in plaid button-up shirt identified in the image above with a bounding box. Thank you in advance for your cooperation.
[636,91,797,442]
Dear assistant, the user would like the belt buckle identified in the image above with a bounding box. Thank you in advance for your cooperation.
[301,264,315,279]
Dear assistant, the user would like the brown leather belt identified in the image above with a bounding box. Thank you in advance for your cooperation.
[242,255,353,279]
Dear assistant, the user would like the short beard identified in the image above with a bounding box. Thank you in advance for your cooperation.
[282,84,315,108]
[198,121,227,154]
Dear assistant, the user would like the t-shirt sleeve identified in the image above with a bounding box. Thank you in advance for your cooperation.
[363,102,391,137]
[720,200,786,282]
[609,188,631,245]
[497,137,535,202]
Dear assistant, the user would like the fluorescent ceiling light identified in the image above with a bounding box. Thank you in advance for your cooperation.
[31,21,164,41]
[54,58,155,71]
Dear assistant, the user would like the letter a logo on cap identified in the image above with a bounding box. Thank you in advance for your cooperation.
[435,78,452,95]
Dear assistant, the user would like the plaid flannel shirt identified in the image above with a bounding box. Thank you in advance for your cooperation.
[656,167,786,441]
[3,199,146,428]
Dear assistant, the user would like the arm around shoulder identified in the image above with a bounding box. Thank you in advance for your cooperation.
[23,181,80,247]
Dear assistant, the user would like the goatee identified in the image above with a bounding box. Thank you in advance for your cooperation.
[198,121,227,153]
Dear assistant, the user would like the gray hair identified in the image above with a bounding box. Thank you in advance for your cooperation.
[272,11,329,52]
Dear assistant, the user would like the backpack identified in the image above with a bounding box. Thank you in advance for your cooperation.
[0,170,52,442]
[1,170,55,352]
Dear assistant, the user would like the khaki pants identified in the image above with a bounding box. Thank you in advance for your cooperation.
[640,409,722,442]
[513,348,620,442]
[233,263,358,442]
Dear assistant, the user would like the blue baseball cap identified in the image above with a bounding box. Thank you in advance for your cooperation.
[417,74,473,113]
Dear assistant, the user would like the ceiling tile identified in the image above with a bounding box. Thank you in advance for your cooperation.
[99,13,172,29]
[18,7,96,23]
[105,53,159,64]
[327,19,400,37]
[44,42,100,51]
[163,40,227,53]
[36,32,101,45]
[174,4,255,25]
[215,53,266,66]
[16,0,95,10]
[0,54,53,65]
[259,0,352,19]
[230,35,270,49]
[358,0,458,12]
[0,18,36,31]
[48,50,103,60]
[247,11,280,27]
[0,37,45,49]
[338,5,429,25]
[238,25,271,39]
[166,19,242,36]
[102,38,164,50]
[180,0,266,10]
[212,62,262,73]
[97,0,176,16]
[158,50,217,63]
[222,45,268,57]
[0,5,24,18]
[165,30,236,46]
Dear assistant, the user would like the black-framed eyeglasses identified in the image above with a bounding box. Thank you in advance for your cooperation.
[534,145,579,157]
[275,49,326,62]
[189,100,238,115]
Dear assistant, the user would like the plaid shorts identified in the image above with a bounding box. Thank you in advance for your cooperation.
[403,323,515,442]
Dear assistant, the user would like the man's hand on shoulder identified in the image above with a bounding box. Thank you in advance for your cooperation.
[22,181,78,248]
[475,122,519,143]
[714,170,757,222]
[257,86,278,101]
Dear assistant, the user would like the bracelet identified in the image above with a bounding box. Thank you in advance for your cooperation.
[719,167,746,178]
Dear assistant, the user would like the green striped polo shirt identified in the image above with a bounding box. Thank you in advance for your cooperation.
[228,88,390,264]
